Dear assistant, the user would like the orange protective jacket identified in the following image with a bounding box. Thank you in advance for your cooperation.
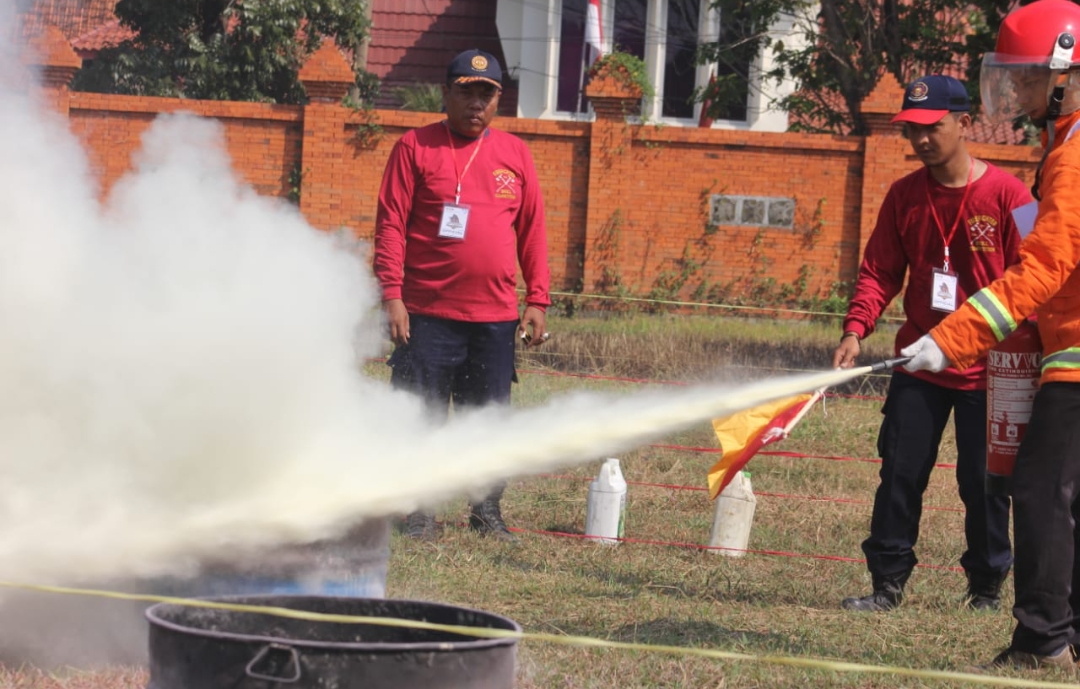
[933,109,1080,384]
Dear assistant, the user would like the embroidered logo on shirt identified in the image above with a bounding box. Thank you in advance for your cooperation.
[493,168,518,199]
[968,215,999,252]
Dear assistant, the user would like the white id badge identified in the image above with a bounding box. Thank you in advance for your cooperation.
[438,203,470,239]
[931,268,958,313]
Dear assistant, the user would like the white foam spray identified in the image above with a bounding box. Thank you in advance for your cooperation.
[0,9,868,589]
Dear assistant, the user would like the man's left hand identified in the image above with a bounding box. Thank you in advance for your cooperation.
[520,306,548,347]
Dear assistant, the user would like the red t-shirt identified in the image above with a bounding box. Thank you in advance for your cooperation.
[373,121,551,322]
[844,163,1031,390]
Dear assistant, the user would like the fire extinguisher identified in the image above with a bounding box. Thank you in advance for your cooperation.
[985,319,1042,496]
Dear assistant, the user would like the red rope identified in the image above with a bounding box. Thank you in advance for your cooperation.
[645,445,957,470]
[534,474,964,513]
[508,527,964,573]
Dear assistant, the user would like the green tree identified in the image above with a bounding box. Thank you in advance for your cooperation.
[72,0,374,104]
[697,0,1017,135]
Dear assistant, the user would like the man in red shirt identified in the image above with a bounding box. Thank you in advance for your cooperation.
[373,49,551,542]
[832,75,1030,612]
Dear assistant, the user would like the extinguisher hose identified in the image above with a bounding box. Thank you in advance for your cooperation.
[865,356,912,373]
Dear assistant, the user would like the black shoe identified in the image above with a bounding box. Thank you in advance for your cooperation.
[966,593,1001,611]
[469,489,518,543]
[965,569,1007,612]
[405,512,440,541]
[841,581,903,612]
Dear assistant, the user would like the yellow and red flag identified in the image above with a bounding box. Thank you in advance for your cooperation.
[708,390,822,499]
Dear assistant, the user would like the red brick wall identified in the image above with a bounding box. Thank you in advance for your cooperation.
[52,86,1044,306]
[608,127,866,298]
[69,94,304,200]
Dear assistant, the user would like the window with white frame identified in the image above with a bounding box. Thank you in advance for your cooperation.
[554,0,751,122]
[557,0,590,113]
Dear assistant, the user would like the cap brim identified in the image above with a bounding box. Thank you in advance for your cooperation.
[453,76,502,88]
[891,109,948,125]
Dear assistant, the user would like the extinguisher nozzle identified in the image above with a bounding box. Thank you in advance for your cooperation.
[868,356,912,373]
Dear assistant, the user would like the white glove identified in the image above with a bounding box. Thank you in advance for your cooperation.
[900,334,950,373]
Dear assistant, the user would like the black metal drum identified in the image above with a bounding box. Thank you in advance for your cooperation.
[145,595,520,688]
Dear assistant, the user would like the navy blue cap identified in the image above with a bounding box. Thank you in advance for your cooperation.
[892,75,971,125]
[447,49,502,88]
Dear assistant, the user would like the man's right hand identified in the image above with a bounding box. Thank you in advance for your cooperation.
[900,334,950,373]
[384,298,410,346]
[832,334,861,369]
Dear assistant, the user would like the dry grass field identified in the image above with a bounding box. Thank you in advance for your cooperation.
[2,312,1071,688]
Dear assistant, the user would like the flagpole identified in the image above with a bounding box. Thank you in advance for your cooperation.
[581,0,603,115]
[781,388,820,436]
[576,47,587,114]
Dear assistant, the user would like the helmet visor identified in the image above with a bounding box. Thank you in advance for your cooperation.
[980,52,1054,125]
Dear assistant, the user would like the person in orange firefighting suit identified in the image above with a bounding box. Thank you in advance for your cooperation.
[902,0,1080,672]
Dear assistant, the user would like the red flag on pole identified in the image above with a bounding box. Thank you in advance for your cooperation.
[585,0,604,65]
[698,65,717,128]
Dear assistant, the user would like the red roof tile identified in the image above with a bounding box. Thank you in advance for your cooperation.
[22,0,119,41]
[70,18,133,53]
[367,0,505,85]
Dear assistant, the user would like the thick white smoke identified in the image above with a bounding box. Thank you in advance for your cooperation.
[0,3,861,589]
[0,3,871,670]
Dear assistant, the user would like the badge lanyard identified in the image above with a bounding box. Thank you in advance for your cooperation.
[926,159,975,313]
[446,122,484,205]
[438,123,484,240]
[925,159,975,274]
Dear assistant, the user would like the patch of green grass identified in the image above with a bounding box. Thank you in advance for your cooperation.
[514,314,899,398]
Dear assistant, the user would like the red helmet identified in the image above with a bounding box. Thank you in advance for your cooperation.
[995,0,1080,65]
[980,0,1080,124]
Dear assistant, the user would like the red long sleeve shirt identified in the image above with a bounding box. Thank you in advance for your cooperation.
[843,163,1030,390]
[373,121,551,322]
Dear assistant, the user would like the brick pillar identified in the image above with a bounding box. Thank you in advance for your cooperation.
[582,78,642,292]
[857,72,910,258]
[298,39,355,230]
[21,23,81,116]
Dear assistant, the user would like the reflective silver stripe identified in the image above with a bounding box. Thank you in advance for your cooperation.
[968,289,1016,342]
[1043,349,1080,370]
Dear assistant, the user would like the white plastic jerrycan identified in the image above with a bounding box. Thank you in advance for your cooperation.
[709,470,756,557]
[585,458,627,545]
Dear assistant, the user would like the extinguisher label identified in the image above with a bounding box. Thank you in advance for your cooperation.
[986,325,1041,478]
[988,357,1040,454]
[987,350,1041,369]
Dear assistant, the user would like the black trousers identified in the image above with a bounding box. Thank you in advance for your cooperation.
[862,372,1013,586]
[1010,382,1080,655]
[387,314,519,505]
[387,314,519,417]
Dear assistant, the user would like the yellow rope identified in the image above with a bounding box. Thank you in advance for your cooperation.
[533,289,905,324]
[0,580,1073,688]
